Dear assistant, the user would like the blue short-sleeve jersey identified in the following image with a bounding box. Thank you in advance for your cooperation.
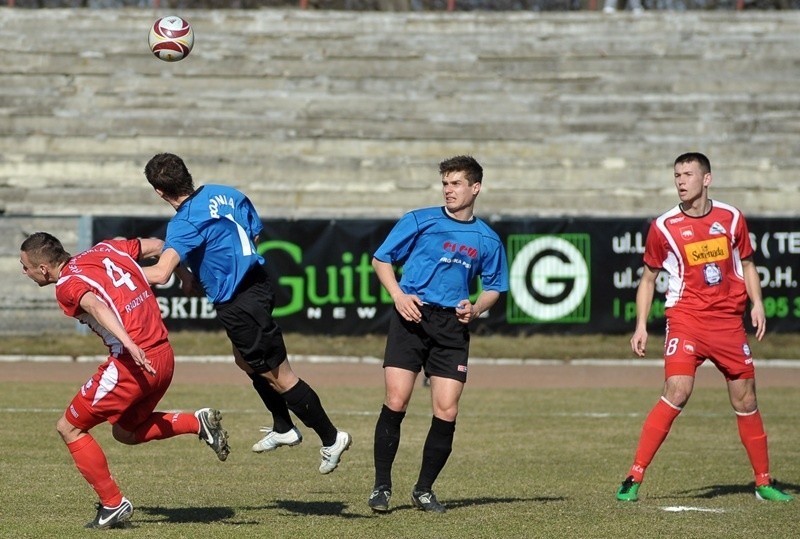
[164,184,264,304]
[373,206,509,308]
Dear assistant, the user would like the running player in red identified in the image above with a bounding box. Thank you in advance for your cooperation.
[19,232,230,529]
[615,152,793,503]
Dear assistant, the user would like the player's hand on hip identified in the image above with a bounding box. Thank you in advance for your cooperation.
[395,294,423,323]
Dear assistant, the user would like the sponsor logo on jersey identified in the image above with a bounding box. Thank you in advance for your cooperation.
[680,226,694,240]
[743,343,752,358]
[684,237,729,265]
[457,364,467,372]
[442,241,478,259]
[709,222,727,235]
[668,215,685,225]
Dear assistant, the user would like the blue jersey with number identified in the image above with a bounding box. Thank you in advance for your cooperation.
[373,206,508,307]
[164,184,264,304]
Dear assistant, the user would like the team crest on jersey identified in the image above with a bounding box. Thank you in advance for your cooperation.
[703,262,722,286]
[709,222,727,235]
[683,340,696,354]
[680,226,694,240]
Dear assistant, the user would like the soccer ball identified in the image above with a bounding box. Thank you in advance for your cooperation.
[148,16,194,62]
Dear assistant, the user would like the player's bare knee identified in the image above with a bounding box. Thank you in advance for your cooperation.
[662,391,689,409]
[432,403,459,421]
[56,415,83,444]
[55,416,71,441]
[385,395,411,412]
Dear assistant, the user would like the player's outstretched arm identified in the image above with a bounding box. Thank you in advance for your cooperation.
[138,238,165,260]
[142,248,181,286]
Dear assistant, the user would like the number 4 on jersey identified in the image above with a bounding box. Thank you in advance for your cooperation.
[102,257,137,291]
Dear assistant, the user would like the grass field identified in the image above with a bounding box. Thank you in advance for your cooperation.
[1,375,799,538]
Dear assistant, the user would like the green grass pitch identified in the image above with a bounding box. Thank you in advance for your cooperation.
[1,380,799,538]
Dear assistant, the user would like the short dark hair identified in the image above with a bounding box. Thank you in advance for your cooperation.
[675,152,711,175]
[144,153,195,199]
[20,232,71,266]
[439,155,483,185]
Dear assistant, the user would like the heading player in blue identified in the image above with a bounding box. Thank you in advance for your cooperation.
[368,155,509,514]
[142,153,351,474]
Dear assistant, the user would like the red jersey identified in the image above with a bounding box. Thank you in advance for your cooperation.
[55,239,168,356]
[643,201,753,321]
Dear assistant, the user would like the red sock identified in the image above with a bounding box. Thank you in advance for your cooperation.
[134,412,200,443]
[67,434,122,508]
[736,409,771,486]
[629,397,682,482]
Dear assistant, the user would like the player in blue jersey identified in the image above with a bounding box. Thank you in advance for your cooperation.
[367,155,509,514]
[142,153,351,474]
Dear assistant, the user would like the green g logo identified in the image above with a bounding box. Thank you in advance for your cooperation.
[507,234,591,323]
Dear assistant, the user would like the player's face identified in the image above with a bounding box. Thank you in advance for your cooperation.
[442,171,480,216]
[19,252,49,287]
[673,160,710,204]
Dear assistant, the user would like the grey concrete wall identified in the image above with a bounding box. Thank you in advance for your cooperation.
[2,9,799,334]
[2,9,799,220]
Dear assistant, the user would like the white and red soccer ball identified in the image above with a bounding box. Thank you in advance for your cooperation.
[148,16,193,62]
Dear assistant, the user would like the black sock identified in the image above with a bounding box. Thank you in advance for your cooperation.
[373,405,406,489]
[415,416,456,492]
[282,379,338,446]
[247,372,294,433]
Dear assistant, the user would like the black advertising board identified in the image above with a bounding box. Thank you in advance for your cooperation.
[93,216,800,335]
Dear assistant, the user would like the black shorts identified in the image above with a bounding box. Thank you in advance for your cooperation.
[383,304,470,383]
[214,265,287,374]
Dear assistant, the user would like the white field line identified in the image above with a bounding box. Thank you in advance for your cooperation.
[0,355,799,367]
[661,506,726,513]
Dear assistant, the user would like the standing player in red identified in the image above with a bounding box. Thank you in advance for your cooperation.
[615,153,793,503]
[20,232,230,529]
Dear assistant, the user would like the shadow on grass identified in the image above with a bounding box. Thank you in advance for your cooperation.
[135,495,562,524]
[136,500,366,524]
[391,495,565,512]
[136,505,244,525]
[272,500,367,518]
[670,480,799,500]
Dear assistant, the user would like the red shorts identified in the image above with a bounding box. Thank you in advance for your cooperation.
[663,318,754,381]
[64,341,175,432]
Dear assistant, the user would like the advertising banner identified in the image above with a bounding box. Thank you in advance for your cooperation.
[93,216,800,335]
